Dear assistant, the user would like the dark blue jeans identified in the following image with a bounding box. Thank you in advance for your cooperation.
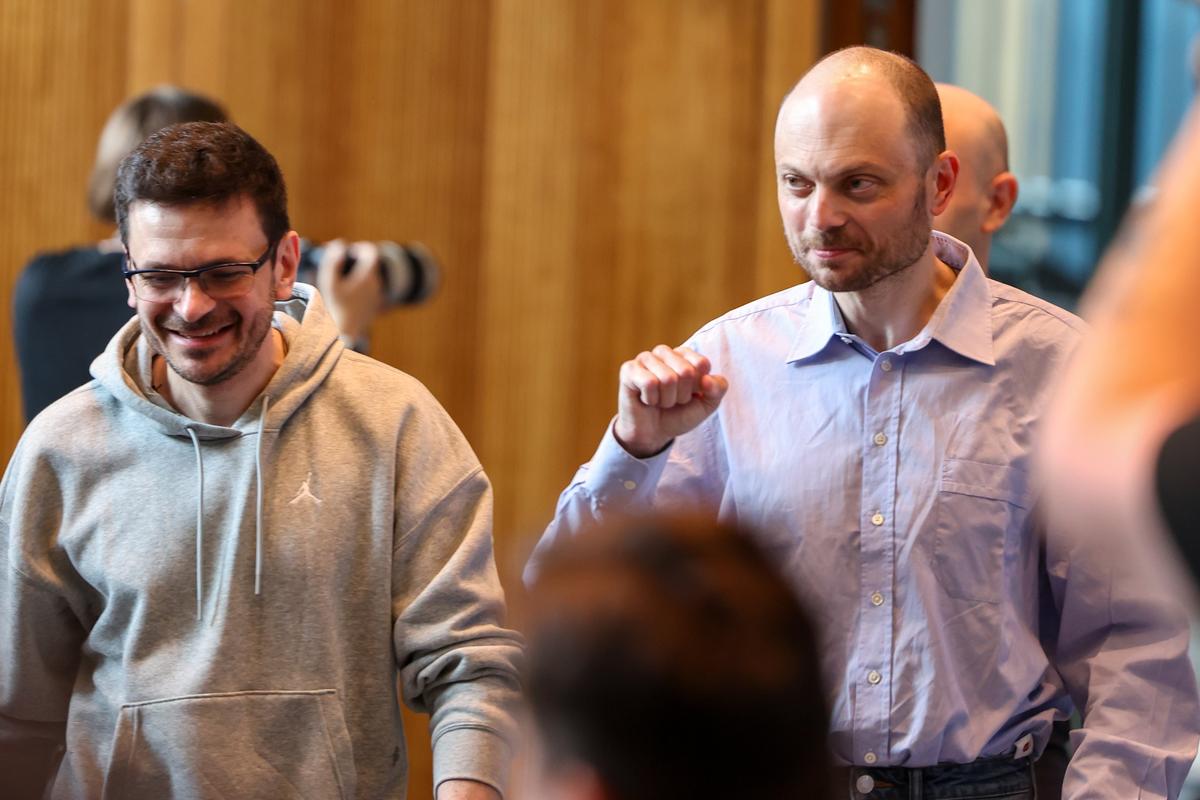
[845,756,1036,799]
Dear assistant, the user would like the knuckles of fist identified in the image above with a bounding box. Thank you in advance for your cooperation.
[618,345,726,411]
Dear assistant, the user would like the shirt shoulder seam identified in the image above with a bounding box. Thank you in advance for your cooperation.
[694,288,813,337]
[988,284,1086,333]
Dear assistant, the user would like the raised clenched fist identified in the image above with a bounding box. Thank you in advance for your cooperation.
[613,344,729,458]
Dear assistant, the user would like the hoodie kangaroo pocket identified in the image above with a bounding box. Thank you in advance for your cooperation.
[103,689,357,800]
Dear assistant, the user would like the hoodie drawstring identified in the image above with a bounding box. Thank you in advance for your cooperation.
[186,427,205,621]
[255,396,269,595]
[185,395,270,624]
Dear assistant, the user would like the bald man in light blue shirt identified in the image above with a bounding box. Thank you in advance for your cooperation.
[530,47,1198,800]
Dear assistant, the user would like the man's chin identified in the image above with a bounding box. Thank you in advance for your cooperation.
[163,354,243,387]
[804,257,918,294]
[804,264,871,293]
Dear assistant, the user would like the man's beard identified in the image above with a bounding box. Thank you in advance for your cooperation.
[144,304,274,387]
[791,192,931,293]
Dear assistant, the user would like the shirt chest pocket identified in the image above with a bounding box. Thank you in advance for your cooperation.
[932,457,1033,604]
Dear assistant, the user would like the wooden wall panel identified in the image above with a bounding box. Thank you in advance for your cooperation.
[0,0,129,468]
[478,0,820,569]
[755,0,821,297]
[0,2,821,797]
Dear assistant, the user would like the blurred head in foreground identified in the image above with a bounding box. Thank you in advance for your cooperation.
[524,515,830,800]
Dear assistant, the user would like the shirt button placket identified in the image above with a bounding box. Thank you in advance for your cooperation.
[857,353,898,770]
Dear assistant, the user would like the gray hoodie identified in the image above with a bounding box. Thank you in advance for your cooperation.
[0,284,521,799]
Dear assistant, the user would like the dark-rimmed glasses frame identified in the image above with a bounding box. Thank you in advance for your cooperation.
[122,241,279,302]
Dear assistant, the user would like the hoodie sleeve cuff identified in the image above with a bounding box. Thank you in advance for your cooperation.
[432,726,512,798]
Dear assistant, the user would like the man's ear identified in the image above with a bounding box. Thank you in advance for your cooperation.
[273,231,301,300]
[929,150,960,216]
[982,172,1019,234]
[126,280,137,309]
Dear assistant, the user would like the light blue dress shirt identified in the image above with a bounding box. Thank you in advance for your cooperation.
[530,234,1199,799]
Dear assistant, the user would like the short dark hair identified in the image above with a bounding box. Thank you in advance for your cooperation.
[799,46,945,171]
[114,121,289,247]
[88,86,227,224]
[526,515,831,800]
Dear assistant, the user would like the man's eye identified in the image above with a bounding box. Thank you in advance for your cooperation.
[142,274,181,288]
[782,175,810,192]
[208,268,251,284]
[848,177,876,192]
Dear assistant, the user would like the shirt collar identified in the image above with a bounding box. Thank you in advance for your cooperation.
[786,283,848,363]
[917,232,995,366]
[785,232,995,366]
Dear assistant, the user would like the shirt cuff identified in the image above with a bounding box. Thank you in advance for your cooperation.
[581,419,674,509]
[432,726,511,798]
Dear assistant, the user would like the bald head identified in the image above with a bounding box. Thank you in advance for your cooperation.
[785,46,945,173]
[934,83,1018,269]
[936,84,1008,182]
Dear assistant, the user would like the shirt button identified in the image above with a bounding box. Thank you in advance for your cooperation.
[867,670,882,685]
[870,591,884,606]
[856,774,876,794]
[622,480,637,490]
[863,751,878,765]
[871,512,884,526]
[873,432,887,446]
[879,359,893,372]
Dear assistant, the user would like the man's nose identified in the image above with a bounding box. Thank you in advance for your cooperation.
[174,278,217,322]
[807,186,847,232]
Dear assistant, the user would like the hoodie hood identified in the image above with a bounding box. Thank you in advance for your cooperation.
[87,283,344,619]
[90,282,343,440]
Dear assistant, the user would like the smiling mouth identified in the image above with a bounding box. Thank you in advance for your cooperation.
[167,322,234,342]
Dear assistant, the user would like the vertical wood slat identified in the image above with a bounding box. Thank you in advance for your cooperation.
[755,0,821,299]
[0,3,823,797]
[0,0,129,452]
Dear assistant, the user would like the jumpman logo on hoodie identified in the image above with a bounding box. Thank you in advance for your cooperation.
[289,472,323,506]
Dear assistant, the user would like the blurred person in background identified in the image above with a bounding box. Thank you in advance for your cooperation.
[523,514,831,800]
[13,85,387,422]
[530,46,1199,799]
[933,83,1019,274]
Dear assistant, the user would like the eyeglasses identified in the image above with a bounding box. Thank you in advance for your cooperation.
[123,242,277,302]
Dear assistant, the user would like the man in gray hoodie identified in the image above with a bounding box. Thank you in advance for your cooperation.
[0,122,521,800]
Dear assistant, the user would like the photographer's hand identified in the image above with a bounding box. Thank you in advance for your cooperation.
[316,239,386,349]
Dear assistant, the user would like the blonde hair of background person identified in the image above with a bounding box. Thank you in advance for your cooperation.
[933,83,1018,273]
[87,86,228,234]
[1038,102,1200,585]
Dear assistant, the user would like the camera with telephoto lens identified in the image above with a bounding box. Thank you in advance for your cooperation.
[296,239,440,308]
